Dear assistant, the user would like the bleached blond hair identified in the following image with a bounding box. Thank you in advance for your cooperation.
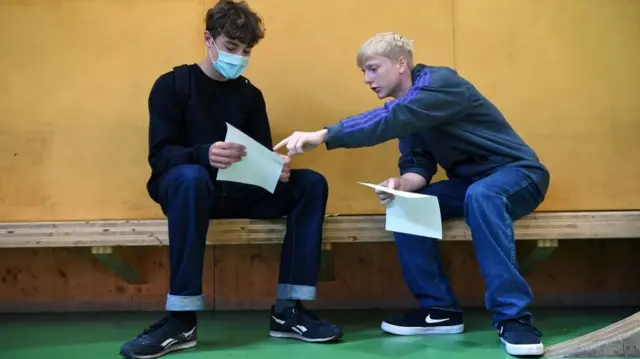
[356,32,414,68]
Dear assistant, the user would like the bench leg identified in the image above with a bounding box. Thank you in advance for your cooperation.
[318,242,335,282]
[91,246,145,284]
[518,239,559,277]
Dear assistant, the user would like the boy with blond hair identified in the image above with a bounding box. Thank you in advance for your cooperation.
[274,32,550,357]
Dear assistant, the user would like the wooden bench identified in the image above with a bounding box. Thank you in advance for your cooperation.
[1,211,639,284]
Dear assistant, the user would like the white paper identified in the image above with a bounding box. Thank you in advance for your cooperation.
[216,123,285,193]
[358,182,442,239]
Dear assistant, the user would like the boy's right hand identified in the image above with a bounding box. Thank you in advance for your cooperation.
[376,177,402,206]
[376,174,427,206]
[209,141,246,169]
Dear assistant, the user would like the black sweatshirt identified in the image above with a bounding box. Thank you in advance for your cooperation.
[146,64,272,201]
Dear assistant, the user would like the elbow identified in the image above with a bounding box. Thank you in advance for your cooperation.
[400,166,433,183]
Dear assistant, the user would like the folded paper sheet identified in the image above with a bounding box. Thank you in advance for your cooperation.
[358,182,443,239]
[216,122,285,194]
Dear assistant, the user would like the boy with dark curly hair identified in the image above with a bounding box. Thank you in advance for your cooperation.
[119,1,342,357]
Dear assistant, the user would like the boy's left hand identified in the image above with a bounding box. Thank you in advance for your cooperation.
[278,153,291,182]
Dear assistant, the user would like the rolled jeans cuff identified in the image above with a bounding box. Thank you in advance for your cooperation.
[277,284,316,300]
[166,294,205,311]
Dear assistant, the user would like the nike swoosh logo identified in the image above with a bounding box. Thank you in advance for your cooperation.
[272,316,286,325]
[426,314,450,324]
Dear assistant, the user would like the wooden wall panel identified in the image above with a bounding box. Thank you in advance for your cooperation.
[2,240,639,313]
[213,244,415,310]
[2,0,638,221]
[0,247,216,312]
[0,0,203,221]
[213,240,640,310]
[453,0,640,210]
[0,0,454,222]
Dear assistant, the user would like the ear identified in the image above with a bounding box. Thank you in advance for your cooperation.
[397,56,409,73]
[204,31,212,47]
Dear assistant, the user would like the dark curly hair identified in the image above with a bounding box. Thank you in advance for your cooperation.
[205,0,265,47]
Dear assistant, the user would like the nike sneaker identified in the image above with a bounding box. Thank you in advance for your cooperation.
[498,318,544,357]
[381,307,464,335]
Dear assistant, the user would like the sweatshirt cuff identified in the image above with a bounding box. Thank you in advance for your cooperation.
[400,167,433,183]
[192,144,211,167]
[324,123,344,150]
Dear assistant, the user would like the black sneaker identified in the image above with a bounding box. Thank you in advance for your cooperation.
[381,307,464,335]
[119,316,197,359]
[498,319,544,357]
[269,303,343,342]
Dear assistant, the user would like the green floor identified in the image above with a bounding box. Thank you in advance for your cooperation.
[0,308,636,359]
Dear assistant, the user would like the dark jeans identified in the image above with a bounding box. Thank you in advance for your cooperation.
[393,166,548,326]
[153,164,328,311]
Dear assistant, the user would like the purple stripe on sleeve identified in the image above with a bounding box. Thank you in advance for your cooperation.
[342,70,431,133]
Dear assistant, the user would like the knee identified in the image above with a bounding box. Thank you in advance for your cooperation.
[464,183,502,210]
[291,169,329,195]
[156,165,213,210]
[166,164,211,189]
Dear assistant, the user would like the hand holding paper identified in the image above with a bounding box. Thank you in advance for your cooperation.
[375,177,410,206]
[358,182,443,239]
[216,123,285,194]
[278,154,291,183]
[208,141,246,169]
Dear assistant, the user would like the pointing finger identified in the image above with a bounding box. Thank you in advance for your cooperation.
[288,138,300,156]
[273,136,290,151]
[294,139,305,155]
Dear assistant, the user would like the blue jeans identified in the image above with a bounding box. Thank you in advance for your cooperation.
[394,166,548,326]
[152,164,328,311]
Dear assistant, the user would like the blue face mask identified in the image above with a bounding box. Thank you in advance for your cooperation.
[208,41,249,80]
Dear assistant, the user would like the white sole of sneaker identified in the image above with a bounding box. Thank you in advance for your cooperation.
[381,322,465,335]
[269,331,340,343]
[123,340,197,359]
[500,338,545,356]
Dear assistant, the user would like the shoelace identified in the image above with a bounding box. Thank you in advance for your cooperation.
[137,317,170,338]
[290,303,325,327]
[501,319,543,337]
